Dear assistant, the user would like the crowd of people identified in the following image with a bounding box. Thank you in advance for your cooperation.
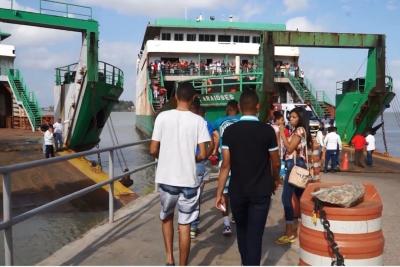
[149,59,258,77]
[149,82,378,265]
[274,62,304,79]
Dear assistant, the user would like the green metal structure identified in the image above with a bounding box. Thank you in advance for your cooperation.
[7,69,42,130]
[260,31,394,143]
[0,0,124,151]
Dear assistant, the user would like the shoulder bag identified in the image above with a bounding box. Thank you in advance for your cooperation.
[288,130,311,188]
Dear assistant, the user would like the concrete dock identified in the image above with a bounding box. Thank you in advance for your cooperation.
[40,165,400,265]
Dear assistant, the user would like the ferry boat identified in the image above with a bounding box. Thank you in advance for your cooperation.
[135,17,394,143]
[135,17,335,136]
[0,1,124,151]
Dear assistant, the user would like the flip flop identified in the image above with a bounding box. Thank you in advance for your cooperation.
[275,235,296,245]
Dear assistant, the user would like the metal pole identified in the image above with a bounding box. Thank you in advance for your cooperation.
[108,150,114,223]
[3,173,13,265]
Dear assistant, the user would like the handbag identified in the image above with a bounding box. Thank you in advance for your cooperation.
[288,130,311,188]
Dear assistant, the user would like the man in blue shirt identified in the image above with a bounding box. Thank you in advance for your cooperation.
[212,100,240,235]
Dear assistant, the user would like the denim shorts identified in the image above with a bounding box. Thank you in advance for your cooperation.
[159,183,200,225]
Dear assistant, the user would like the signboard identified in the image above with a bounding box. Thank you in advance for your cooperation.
[199,93,238,106]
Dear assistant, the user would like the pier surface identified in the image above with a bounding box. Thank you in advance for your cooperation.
[40,166,400,265]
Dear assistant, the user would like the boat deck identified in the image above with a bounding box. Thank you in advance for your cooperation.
[40,166,400,265]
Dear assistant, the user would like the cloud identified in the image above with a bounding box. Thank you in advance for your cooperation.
[74,0,233,17]
[386,0,398,10]
[16,47,77,70]
[286,17,325,32]
[99,41,140,100]
[283,0,309,13]
[239,2,264,21]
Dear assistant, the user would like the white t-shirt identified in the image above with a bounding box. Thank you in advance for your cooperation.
[44,130,54,146]
[152,109,211,187]
[323,132,342,150]
[366,134,376,151]
[53,122,63,134]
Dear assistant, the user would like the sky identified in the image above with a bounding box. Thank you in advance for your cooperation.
[0,0,399,107]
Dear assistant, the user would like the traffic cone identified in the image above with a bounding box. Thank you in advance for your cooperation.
[340,152,349,171]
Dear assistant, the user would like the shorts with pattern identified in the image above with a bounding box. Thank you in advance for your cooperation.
[159,183,200,225]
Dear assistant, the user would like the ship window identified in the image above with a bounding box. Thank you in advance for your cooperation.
[161,33,171,40]
[174,33,184,41]
[187,34,197,41]
[252,36,261,43]
[218,35,231,42]
[199,34,216,42]
[233,35,250,43]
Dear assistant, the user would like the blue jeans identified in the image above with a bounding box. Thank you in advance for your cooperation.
[54,133,63,151]
[190,162,207,230]
[325,150,337,171]
[282,158,306,223]
[230,195,271,265]
[366,150,374,166]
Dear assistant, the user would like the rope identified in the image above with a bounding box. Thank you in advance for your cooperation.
[109,116,128,169]
[107,120,124,172]
[380,112,389,155]
[353,57,368,78]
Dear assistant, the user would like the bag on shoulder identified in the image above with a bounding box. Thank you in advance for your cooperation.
[288,129,311,188]
[288,164,310,188]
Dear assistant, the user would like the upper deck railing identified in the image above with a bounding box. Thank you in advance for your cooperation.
[0,141,156,265]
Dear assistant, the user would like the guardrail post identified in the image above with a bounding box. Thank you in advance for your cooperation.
[2,172,14,265]
[108,150,114,223]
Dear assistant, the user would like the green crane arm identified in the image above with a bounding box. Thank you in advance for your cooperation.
[0,7,99,81]
[260,31,386,124]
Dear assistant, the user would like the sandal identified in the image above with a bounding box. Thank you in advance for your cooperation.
[275,235,296,245]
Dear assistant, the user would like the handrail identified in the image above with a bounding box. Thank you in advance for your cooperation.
[0,140,155,265]
[39,0,92,20]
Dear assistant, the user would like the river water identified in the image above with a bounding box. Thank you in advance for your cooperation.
[1,111,398,265]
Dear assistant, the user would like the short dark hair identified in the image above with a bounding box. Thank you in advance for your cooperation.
[239,89,259,112]
[176,82,195,102]
[273,111,283,122]
[226,100,239,110]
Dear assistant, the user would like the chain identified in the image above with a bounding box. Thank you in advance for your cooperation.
[96,144,102,171]
[313,199,345,266]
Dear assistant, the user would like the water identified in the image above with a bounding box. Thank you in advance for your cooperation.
[0,112,154,265]
[86,112,156,195]
[374,113,400,157]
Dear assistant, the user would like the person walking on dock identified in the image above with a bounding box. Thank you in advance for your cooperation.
[189,99,215,239]
[44,125,55,158]
[352,132,367,168]
[149,82,211,266]
[212,100,240,236]
[365,131,376,166]
[215,89,280,265]
[53,118,63,151]
[323,126,342,173]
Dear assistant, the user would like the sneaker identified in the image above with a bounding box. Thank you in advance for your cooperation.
[190,229,198,239]
[222,225,232,236]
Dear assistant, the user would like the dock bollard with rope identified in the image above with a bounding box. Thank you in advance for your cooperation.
[299,183,384,266]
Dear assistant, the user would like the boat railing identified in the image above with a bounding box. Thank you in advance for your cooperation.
[336,76,393,95]
[38,0,93,20]
[0,140,156,265]
[99,61,124,88]
[56,62,124,87]
[157,68,258,77]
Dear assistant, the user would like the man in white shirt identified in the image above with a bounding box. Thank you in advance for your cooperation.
[53,118,63,151]
[323,126,342,172]
[365,132,376,166]
[149,82,211,266]
[44,125,55,158]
